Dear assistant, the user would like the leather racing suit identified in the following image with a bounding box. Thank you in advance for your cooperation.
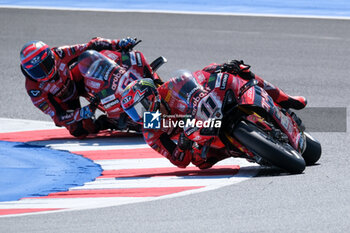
[143,62,307,169]
[22,37,134,137]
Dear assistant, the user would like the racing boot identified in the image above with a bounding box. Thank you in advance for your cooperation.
[95,115,120,131]
[255,76,307,110]
[192,147,231,170]
[278,95,307,110]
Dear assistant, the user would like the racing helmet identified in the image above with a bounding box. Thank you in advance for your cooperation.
[121,78,160,124]
[20,41,56,81]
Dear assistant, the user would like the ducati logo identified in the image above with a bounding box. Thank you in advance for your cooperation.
[55,48,65,58]
[29,89,41,97]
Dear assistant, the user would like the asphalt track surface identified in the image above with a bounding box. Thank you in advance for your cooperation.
[0,8,349,233]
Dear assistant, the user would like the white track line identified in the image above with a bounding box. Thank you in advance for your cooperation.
[0,118,56,132]
[96,157,244,170]
[29,140,149,151]
[1,5,350,20]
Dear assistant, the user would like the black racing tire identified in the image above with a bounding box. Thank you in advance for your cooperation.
[302,132,322,165]
[232,121,306,174]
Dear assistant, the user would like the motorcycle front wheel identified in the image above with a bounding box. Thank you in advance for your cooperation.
[232,121,306,174]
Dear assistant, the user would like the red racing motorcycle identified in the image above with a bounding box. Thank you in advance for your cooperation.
[185,70,322,174]
[73,40,166,132]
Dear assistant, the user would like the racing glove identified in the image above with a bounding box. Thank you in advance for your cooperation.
[178,132,193,151]
[88,37,114,51]
[117,37,137,51]
[224,60,255,80]
[223,60,250,74]
[78,104,96,120]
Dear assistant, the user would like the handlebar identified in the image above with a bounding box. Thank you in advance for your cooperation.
[131,39,142,49]
[121,38,142,53]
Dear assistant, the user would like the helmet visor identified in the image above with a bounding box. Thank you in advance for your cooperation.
[125,98,151,123]
[23,50,55,81]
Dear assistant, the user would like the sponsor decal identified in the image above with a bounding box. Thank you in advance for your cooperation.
[43,83,51,92]
[122,54,129,62]
[111,69,125,90]
[60,112,74,121]
[94,65,103,79]
[55,48,65,58]
[279,111,293,135]
[195,71,205,83]
[101,89,108,97]
[192,92,206,109]
[178,102,187,112]
[260,89,271,112]
[220,74,229,90]
[196,94,221,121]
[39,81,46,89]
[108,107,121,113]
[39,102,49,111]
[104,65,114,81]
[136,52,143,67]
[186,86,200,103]
[104,99,120,109]
[208,74,216,82]
[59,63,65,71]
[48,110,55,117]
[33,97,45,105]
[49,85,60,95]
[101,94,116,105]
[107,52,118,61]
[86,79,101,89]
[215,73,222,88]
[129,51,137,65]
[119,71,140,90]
[185,127,197,136]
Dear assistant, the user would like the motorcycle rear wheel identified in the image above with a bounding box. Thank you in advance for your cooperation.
[302,132,322,165]
[232,121,306,174]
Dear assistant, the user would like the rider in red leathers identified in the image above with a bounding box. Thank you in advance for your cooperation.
[20,37,136,138]
[121,60,307,169]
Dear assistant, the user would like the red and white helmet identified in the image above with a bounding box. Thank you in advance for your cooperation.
[20,41,56,81]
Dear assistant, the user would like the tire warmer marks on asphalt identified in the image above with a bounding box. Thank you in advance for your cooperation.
[0,119,259,217]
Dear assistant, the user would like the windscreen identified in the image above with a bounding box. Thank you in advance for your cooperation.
[78,50,116,80]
